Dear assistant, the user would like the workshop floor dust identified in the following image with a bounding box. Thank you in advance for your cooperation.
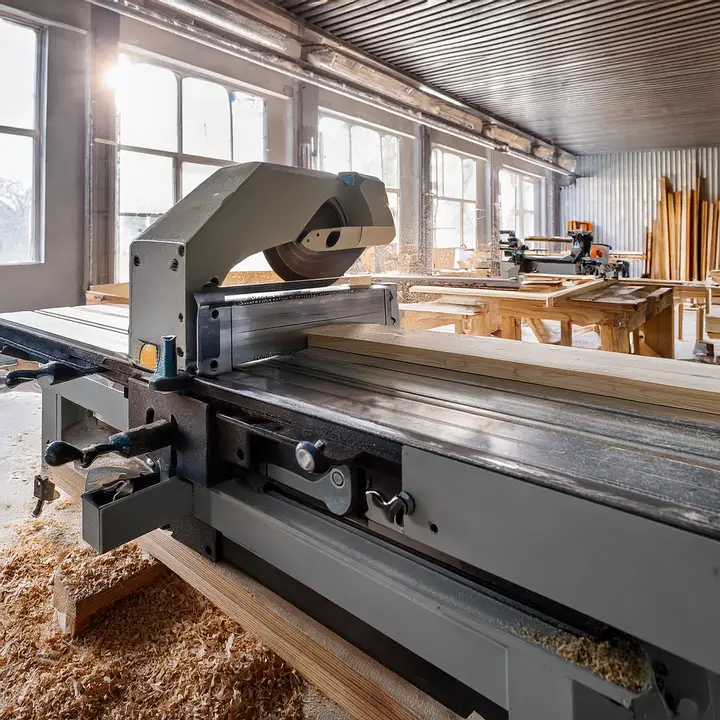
[0,378,42,548]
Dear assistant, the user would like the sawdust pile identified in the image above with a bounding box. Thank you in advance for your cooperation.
[520,627,650,692]
[58,542,157,601]
[0,519,304,719]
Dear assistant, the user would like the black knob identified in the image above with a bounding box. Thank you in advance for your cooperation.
[44,440,87,467]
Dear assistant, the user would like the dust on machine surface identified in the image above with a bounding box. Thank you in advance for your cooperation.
[2,162,720,720]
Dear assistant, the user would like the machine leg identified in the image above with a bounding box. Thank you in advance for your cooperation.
[643,304,675,358]
[599,326,631,353]
[41,389,87,452]
[501,316,521,341]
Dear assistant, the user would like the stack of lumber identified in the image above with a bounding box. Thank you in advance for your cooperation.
[646,177,720,281]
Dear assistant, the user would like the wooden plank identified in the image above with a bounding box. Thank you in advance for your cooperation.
[660,178,670,279]
[410,285,552,303]
[544,278,615,307]
[631,328,641,355]
[668,191,676,280]
[640,303,675,359]
[560,321,572,347]
[432,248,455,270]
[48,465,458,720]
[599,326,630,353]
[307,324,720,416]
[500,315,521,340]
[53,561,167,637]
[86,282,129,304]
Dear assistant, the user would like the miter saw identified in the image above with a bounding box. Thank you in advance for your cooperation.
[4,163,720,719]
[499,229,630,279]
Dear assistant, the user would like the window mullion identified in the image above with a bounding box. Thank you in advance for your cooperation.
[175,72,183,204]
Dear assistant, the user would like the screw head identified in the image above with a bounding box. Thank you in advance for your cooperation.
[331,470,345,488]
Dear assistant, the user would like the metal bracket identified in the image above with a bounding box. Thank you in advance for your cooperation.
[259,462,356,516]
[82,474,193,553]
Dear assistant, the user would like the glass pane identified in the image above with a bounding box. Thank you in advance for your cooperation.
[0,19,37,129]
[116,215,160,283]
[116,56,178,152]
[387,190,399,243]
[0,133,34,264]
[431,148,441,196]
[433,199,462,248]
[182,77,231,160]
[462,158,476,202]
[443,151,462,198]
[351,125,382,179]
[319,115,350,174]
[523,212,535,239]
[232,91,265,162]
[381,134,399,189]
[182,162,220,198]
[499,169,518,232]
[463,202,476,248]
[522,178,536,212]
[118,150,174,214]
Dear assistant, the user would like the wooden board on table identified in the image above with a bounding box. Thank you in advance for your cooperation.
[306,324,720,416]
[48,466,458,720]
[86,283,129,304]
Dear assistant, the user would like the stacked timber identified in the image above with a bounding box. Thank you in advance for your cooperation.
[646,177,720,281]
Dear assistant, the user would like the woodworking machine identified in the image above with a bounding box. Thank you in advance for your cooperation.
[3,163,720,720]
[499,230,631,280]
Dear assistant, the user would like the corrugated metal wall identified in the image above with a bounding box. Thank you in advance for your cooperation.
[560,148,720,275]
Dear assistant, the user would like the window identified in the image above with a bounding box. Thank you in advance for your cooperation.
[318,114,400,240]
[114,54,267,280]
[498,167,542,240]
[0,17,40,265]
[430,148,477,250]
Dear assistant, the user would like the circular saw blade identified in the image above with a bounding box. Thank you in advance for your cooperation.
[264,200,364,282]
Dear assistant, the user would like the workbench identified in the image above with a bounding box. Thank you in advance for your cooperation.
[406,281,675,356]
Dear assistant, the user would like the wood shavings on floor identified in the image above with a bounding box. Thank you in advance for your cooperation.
[57,542,158,602]
[0,518,304,720]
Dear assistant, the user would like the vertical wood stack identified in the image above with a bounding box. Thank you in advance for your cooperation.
[646,177,720,280]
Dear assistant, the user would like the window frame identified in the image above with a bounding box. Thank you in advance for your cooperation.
[317,108,403,246]
[498,164,545,241]
[113,52,270,281]
[430,144,487,255]
[0,14,45,266]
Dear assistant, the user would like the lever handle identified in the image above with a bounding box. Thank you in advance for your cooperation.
[5,361,96,388]
[44,419,175,468]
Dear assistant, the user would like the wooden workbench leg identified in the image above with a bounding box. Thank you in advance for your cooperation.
[500,316,521,341]
[525,318,550,343]
[677,303,684,340]
[631,329,641,354]
[464,314,489,336]
[599,326,631,353]
[560,321,572,347]
[696,305,705,343]
[642,304,675,358]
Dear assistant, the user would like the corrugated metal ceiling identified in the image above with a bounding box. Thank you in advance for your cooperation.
[269,0,720,155]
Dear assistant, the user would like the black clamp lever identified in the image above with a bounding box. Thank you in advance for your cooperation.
[44,419,175,468]
[5,360,97,389]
